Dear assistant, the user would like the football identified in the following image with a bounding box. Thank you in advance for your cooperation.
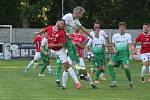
[87,52,94,61]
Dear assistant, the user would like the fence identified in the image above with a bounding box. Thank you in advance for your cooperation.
[0,28,142,59]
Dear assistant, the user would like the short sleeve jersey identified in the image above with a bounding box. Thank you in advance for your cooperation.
[87,36,106,54]
[69,33,87,57]
[112,33,132,55]
[135,33,150,54]
[62,13,82,33]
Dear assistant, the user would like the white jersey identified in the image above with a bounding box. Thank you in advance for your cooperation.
[112,33,132,54]
[62,13,82,33]
[87,36,105,53]
[90,30,108,39]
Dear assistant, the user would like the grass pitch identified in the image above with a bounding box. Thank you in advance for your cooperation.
[0,59,150,100]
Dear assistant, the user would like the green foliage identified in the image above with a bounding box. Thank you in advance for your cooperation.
[1,0,150,28]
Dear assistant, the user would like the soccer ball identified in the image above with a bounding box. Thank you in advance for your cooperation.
[87,52,94,61]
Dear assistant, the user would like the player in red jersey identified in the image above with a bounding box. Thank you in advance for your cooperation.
[133,23,150,83]
[69,26,97,89]
[25,32,43,72]
[39,19,81,89]
[25,32,52,74]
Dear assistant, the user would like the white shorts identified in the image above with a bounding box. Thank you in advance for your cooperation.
[34,52,41,60]
[54,47,67,63]
[141,53,150,62]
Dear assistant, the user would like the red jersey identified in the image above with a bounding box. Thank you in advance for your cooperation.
[32,34,44,52]
[69,33,87,57]
[135,32,150,54]
[43,26,66,50]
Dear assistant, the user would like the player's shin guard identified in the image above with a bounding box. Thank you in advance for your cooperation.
[107,64,116,81]
[124,68,132,82]
[62,71,68,88]
[68,67,79,84]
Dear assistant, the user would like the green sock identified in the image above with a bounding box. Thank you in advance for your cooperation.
[95,69,101,81]
[56,58,62,81]
[124,68,132,82]
[107,64,116,81]
[93,67,96,72]
[72,44,80,64]
[65,37,75,61]
[40,63,47,74]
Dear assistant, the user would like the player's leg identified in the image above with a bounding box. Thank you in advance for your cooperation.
[65,36,76,63]
[93,53,101,84]
[79,58,97,89]
[107,56,118,87]
[147,61,150,82]
[39,53,49,76]
[72,44,80,64]
[56,57,62,87]
[122,62,132,87]
[141,54,149,83]
[120,56,132,87]
[99,56,106,80]
[56,48,80,89]
[25,52,40,72]
[47,60,52,75]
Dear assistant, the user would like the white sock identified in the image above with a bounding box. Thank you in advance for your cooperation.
[62,71,68,88]
[68,67,79,84]
[26,60,34,69]
[141,65,146,77]
[47,65,52,73]
[86,73,93,84]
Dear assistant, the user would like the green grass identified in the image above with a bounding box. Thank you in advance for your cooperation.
[0,59,150,100]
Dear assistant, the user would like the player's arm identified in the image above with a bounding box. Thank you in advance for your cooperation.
[86,38,92,52]
[128,43,133,54]
[112,35,118,53]
[112,43,118,54]
[49,43,65,48]
[133,34,141,53]
[80,26,93,39]
[75,42,85,49]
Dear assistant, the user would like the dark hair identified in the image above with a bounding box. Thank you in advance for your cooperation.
[119,22,127,27]
[57,18,65,23]
[143,23,149,26]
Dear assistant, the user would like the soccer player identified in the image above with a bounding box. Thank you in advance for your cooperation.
[133,23,150,83]
[89,21,108,80]
[38,35,51,76]
[69,26,97,89]
[24,32,52,74]
[62,6,92,67]
[90,21,109,43]
[107,22,133,87]
[39,19,81,89]
[87,27,106,84]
